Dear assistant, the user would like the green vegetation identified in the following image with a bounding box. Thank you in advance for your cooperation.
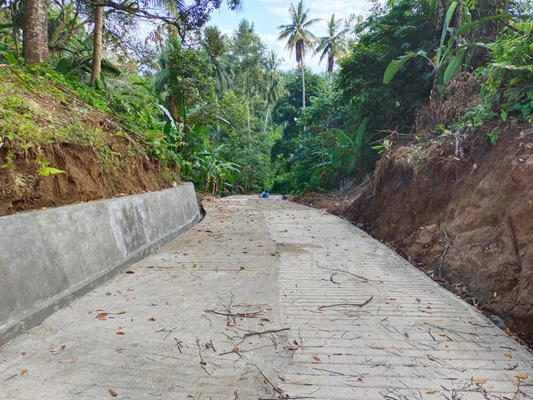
[0,0,532,198]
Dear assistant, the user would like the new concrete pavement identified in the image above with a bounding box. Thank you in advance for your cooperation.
[1,196,532,399]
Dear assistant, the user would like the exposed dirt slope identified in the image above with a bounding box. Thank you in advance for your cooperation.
[0,76,178,216]
[292,123,533,345]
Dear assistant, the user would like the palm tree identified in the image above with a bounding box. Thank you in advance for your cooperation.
[316,14,349,84]
[277,1,320,108]
[264,51,285,129]
[151,39,181,103]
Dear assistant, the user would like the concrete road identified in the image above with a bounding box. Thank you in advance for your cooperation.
[1,196,532,399]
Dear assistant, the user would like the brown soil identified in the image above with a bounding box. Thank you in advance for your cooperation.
[0,143,173,216]
[0,80,179,216]
[291,123,533,346]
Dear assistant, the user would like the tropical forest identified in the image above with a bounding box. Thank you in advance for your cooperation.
[3,0,533,347]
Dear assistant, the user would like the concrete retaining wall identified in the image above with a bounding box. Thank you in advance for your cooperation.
[0,183,200,346]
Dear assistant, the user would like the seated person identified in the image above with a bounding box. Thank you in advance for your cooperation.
[259,189,265,198]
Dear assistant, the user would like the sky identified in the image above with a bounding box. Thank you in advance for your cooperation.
[209,0,370,72]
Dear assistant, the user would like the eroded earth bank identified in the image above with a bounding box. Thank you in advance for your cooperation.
[292,123,533,346]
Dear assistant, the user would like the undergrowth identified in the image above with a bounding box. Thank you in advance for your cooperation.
[0,63,179,183]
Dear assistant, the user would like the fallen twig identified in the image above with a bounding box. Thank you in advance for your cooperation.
[246,363,284,396]
[244,328,290,338]
[330,273,340,285]
[438,227,452,280]
[316,262,368,281]
[3,374,17,382]
[318,295,374,310]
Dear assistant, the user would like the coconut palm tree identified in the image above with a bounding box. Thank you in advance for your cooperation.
[277,1,320,108]
[316,14,349,84]
[264,51,285,129]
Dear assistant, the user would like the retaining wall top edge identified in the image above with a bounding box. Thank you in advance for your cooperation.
[0,182,197,221]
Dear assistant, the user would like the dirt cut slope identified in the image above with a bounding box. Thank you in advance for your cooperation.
[293,123,533,345]
[0,69,179,216]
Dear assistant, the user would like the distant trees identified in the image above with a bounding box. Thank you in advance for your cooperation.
[316,14,348,84]
[277,1,320,108]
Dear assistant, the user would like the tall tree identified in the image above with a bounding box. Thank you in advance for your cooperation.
[22,0,49,63]
[264,51,285,129]
[232,20,267,145]
[202,26,235,100]
[89,5,104,86]
[277,1,320,108]
[316,14,348,84]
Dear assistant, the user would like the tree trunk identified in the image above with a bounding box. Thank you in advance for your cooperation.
[264,104,270,130]
[10,0,20,57]
[246,88,251,149]
[89,5,104,86]
[301,59,306,108]
[22,0,49,64]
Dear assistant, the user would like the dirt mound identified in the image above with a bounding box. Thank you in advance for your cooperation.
[0,143,172,216]
[0,74,179,216]
[293,123,533,346]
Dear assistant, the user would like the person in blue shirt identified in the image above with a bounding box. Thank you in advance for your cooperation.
[264,191,269,198]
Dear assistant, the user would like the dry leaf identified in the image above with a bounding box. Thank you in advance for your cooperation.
[426,390,435,394]
[274,387,283,394]
[516,374,528,379]
[59,359,73,363]
[313,356,321,361]
[126,271,134,274]
[278,374,286,381]
[60,345,66,350]
[261,318,270,322]
[264,378,268,384]
[21,369,27,375]
[109,279,119,283]
[95,313,108,318]
[116,332,125,335]
[435,318,443,321]
[475,380,486,384]
[117,311,126,314]
[161,355,169,360]
[200,361,206,365]
[505,353,513,359]
[205,343,212,349]
[416,298,421,302]
[109,389,118,396]
[148,318,155,321]
[99,317,107,320]
[243,303,251,306]
[404,333,410,338]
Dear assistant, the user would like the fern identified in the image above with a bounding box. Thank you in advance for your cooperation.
[38,167,65,177]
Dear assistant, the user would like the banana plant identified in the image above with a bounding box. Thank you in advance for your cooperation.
[383,1,512,93]
[332,117,367,174]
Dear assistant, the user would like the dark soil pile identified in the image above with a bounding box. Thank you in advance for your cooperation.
[0,142,172,216]
[292,123,533,346]
[0,79,178,216]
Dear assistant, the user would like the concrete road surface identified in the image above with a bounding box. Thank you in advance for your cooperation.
[1,196,532,399]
